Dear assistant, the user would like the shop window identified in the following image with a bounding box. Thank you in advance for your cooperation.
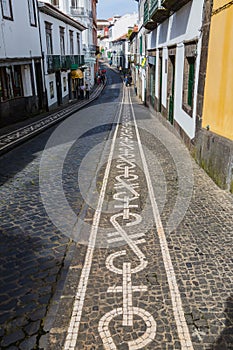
[13,65,23,97]
[1,0,13,20]
[0,67,9,101]
[28,0,36,26]
[49,81,54,99]
[0,66,23,101]
[63,77,67,92]
[182,42,197,117]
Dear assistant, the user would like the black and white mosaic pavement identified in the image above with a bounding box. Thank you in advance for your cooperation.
[0,67,232,350]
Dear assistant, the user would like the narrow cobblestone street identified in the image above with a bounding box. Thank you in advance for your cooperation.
[0,67,232,350]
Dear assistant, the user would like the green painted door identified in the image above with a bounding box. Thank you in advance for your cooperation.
[159,57,162,112]
[168,56,175,124]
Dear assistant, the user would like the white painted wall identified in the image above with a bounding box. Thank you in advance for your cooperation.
[39,7,84,106]
[111,13,138,40]
[147,0,204,139]
[46,74,56,106]
[39,12,83,57]
[0,0,41,59]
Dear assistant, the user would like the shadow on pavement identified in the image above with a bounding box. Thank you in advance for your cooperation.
[211,295,233,350]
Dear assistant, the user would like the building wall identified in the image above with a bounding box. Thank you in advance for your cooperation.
[39,13,82,62]
[0,0,45,126]
[147,0,204,139]
[202,1,233,141]
[110,13,138,41]
[0,0,41,58]
[194,0,233,192]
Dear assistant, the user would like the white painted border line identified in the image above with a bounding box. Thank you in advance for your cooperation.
[63,88,125,350]
[128,89,194,350]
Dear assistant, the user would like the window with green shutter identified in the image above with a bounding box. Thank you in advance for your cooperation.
[187,58,195,107]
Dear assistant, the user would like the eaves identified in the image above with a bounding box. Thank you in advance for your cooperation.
[38,2,87,31]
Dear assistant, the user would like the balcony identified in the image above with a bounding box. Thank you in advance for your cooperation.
[60,55,67,70]
[143,0,169,30]
[67,55,85,69]
[162,0,191,12]
[47,55,61,73]
[70,6,86,16]
[144,1,157,30]
[47,55,85,72]
[149,0,169,23]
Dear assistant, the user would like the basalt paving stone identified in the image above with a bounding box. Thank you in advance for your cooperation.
[2,73,233,350]
[0,66,122,349]
[48,87,233,350]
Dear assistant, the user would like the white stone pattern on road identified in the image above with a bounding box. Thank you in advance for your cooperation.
[63,89,125,350]
[129,89,194,349]
[64,86,194,349]
[98,98,156,349]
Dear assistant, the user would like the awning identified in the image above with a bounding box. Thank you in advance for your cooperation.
[71,69,83,79]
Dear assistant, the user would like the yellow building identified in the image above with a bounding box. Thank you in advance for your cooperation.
[202,0,233,141]
[195,0,233,192]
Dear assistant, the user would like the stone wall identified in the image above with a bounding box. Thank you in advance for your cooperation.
[194,129,233,192]
[0,96,39,128]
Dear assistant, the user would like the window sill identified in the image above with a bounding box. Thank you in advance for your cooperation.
[182,103,193,117]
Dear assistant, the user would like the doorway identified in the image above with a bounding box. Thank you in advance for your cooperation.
[55,71,62,106]
[167,54,175,124]
[34,62,44,110]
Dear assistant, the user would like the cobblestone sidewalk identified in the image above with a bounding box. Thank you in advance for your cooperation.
[45,86,233,349]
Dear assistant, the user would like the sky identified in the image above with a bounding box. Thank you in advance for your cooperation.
[97,0,138,19]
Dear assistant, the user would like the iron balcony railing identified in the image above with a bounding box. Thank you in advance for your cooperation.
[162,0,191,12]
[47,55,85,72]
[143,0,169,28]
[143,0,158,30]
[47,55,61,73]
[144,1,149,24]
[70,6,86,16]
[149,0,162,17]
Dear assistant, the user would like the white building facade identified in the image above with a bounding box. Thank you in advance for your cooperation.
[97,19,110,60]
[139,0,205,141]
[46,0,98,87]
[38,2,86,108]
[0,0,45,126]
[108,13,138,69]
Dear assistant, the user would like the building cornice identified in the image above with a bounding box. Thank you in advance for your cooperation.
[38,2,87,31]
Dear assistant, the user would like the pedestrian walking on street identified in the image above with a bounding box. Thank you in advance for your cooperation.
[80,84,85,99]
[124,76,129,87]
[85,83,90,99]
[101,74,105,84]
[76,85,80,100]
